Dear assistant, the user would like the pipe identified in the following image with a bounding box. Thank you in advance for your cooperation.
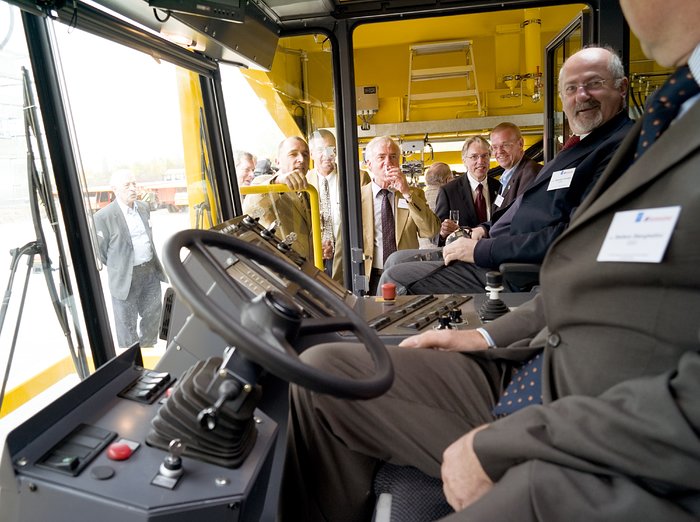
[522,8,541,96]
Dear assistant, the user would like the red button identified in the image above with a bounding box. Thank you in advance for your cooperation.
[107,443,133,461]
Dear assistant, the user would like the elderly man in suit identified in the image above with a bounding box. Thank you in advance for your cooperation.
[242,136,317,265]
[307,129,344,282]
[94,170,168,348]
[281,37,700,520]
[384,49,633,295]
[488,121,541,210]
[433,136,501,245]
[360,136,440,294]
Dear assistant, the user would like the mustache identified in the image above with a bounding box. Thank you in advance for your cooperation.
[575,101,600,113]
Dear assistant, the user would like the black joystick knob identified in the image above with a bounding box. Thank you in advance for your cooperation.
[448,308,463,324]
[242,215,257,227]
[479,271,509,321]
[197,379,241,431]
[435,314,453,330]
[485,271,503,288]
[260,222,278,239]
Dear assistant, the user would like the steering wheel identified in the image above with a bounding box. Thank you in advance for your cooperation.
[163,229,394,399]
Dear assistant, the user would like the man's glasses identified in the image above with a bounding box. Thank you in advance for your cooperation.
[466,153,490,161]
[561,78,609,97]
[314,146,337,159]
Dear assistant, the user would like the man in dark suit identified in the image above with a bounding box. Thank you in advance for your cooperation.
[281,42,700,521]
[94,171,168,348]
[488,121,541,210]
[433,136,501,246]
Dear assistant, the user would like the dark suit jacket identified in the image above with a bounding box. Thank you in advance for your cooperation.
[433,174,500,245]
[473,111,634,268]
[471,99,700,518]
[94,200,167,300]
[497,156,542,209]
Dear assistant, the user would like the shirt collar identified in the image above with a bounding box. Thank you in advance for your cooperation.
[371,181,393,198]
[117,198,137,215]
[466,172,486,192]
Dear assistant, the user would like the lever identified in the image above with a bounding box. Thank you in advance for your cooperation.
[435,314,453,330]
[448,307,463,324]
[478,271,510,321]
[197,379,241,431]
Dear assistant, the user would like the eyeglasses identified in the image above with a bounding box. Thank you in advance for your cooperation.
[466,153,490,161]
[561,78,609,97]
[491,141,516,152]
[314,146,337,158]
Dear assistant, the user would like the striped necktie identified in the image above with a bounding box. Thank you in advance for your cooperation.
[379,189,397,263]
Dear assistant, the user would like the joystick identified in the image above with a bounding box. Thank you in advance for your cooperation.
[448,307,463,324]
[197,379,242,431]
[478,271,510,321]
[435,314,453,330]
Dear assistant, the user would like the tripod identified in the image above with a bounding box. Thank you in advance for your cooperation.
[0,67,90,413]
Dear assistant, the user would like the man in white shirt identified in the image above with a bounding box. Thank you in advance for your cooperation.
[307,129,343,281]
[94,170,168,348]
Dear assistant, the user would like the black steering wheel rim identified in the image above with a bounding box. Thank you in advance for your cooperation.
[163,228,394,399]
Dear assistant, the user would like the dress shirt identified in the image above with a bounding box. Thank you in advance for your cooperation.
[117,199,153,265]
[466,172,491,220]
[313,169,341,238]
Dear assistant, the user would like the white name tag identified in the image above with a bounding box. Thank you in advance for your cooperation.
[547,168,576,191]
[397,199,410,209]
[597,206,681,263]
[494,194,505,207]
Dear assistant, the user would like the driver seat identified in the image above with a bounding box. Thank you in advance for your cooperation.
[372,463,453,522]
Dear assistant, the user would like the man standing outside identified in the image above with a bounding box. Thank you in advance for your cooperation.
[433,136,501,246]
[488,122,541,210]
[307,129,343,282]
[234,150,257,190]
[361,136,440,294]
[242,137,316,264]
[94,170,167,349]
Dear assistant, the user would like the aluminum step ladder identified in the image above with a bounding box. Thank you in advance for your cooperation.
[406,40,481,120]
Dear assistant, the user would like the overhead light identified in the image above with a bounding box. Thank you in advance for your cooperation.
[161,31,206,52]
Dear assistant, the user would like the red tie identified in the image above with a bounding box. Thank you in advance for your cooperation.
[474,183,487,224]
[561,135,580,150]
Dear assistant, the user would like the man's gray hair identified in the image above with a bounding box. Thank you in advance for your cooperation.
[365,136,400,161]
[460,136,491,165]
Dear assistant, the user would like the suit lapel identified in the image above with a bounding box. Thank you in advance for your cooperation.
[112,202,131,238]
[458,175,477,218]
[394,191,409,242]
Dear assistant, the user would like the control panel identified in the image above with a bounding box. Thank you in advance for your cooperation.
[3,347,278,522]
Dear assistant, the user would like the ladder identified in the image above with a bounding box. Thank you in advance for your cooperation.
[406,40,481,121]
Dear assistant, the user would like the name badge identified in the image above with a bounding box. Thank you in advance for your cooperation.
[597,206,681,263]
[547,168,576,191]
[397,199,410,209]
[494,194,505,207]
